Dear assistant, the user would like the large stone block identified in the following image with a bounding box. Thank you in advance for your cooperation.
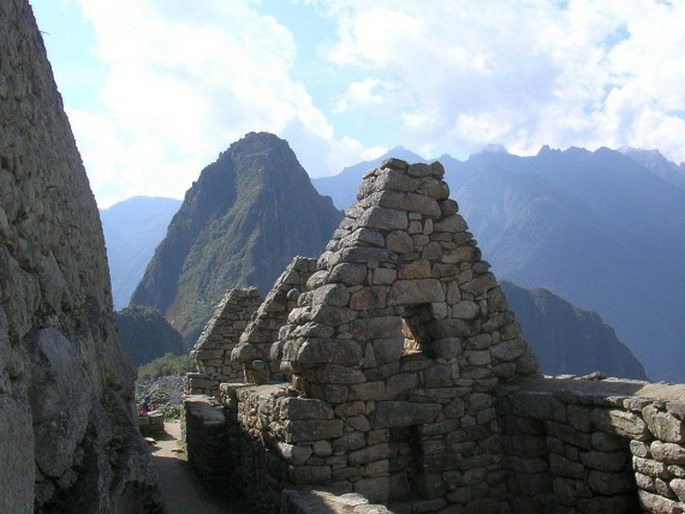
[387,279,445,305]
[359,206,408,231]
[591,408,650,441]
[643,405,685,443]
[638,490,682,514]
[277,397,334,420]
[372,401,441,428]
[650,441,685,464]
[284,419,344,443]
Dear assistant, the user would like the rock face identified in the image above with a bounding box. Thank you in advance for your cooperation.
[115,305,185,367]
[130,132,343,346]
[0,2,159,512]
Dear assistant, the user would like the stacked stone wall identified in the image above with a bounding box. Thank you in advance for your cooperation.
[232,256,317,383]
[183,158,685,514]
[498,378,685,513]
[187,287,261,395]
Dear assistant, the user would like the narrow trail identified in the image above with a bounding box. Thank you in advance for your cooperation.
[149,421,254,513]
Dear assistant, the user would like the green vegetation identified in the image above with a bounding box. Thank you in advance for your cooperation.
[137,352,193,381]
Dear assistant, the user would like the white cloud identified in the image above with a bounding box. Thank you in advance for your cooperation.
[321,0,685,162]
[46,0,685,207]
[69,0,369,206]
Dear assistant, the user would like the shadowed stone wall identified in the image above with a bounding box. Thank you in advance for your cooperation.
[498,378,685,514]
[0,1,160,511]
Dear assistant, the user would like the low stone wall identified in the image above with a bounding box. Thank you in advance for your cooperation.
[281,490,393,513]
[498,377,685,513]
[184,377,685,513]
[183,395,237,495]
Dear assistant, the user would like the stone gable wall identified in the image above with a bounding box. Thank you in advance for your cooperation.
[232,256,318,383]
[183,158,685,513]
[184,159,543,512]
[186,287,262,396]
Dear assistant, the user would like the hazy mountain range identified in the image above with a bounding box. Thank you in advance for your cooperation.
[501,281,644,379]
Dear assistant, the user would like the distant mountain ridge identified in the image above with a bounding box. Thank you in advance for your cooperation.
[314,145,685,381]
[502,281,646,380]
[101,196,181,309]
[130,132,343,346]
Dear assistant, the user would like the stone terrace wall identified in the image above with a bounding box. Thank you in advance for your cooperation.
[232,256,318,384]
[498,377,685,513]
[186,287,261,396]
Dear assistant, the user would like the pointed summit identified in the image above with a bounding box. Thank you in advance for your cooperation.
[130,132,343,345]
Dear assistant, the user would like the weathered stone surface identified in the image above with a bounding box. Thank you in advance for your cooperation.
[633,456,670,479]
[372,401,441,428]
[580,450,627,472]
[387,279,445,305]
[670,478,685,502]
[359,206,408,230]
[25,328,92,478]
[0,2,160,510]
[278,397,334,420]
[651,440,685,464]
[643,405,685,443]
[591,408,650,440]
[638,490,682,514]
[285,419,344,442]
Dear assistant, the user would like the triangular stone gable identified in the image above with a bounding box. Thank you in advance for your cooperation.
[272,158,539,504]
[186,287,262,395]
[280,158,538,395]
[231,256,318,383]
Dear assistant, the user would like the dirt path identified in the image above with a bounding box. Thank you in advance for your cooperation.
[150,421,254,513]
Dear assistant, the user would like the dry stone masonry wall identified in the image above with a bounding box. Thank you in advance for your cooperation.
[185,158,548,512]
[187,287,262,396]
[1,1,160,511]
[498,378,685,513]
[232,256,318,383]
[184,159,685,513]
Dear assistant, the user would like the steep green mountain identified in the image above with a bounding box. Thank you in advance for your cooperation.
[101,196,182,309]
[130,132,343,346]
[115,306,185,367]
[313,146,685,382]
[502,282,646,380]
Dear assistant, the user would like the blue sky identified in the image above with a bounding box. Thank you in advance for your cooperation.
[31,0,685,207]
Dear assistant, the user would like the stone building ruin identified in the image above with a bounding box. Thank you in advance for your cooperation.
[185,159,685,513]
[187,287,262,396]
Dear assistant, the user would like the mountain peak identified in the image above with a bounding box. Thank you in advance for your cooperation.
[130,133,343,345]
